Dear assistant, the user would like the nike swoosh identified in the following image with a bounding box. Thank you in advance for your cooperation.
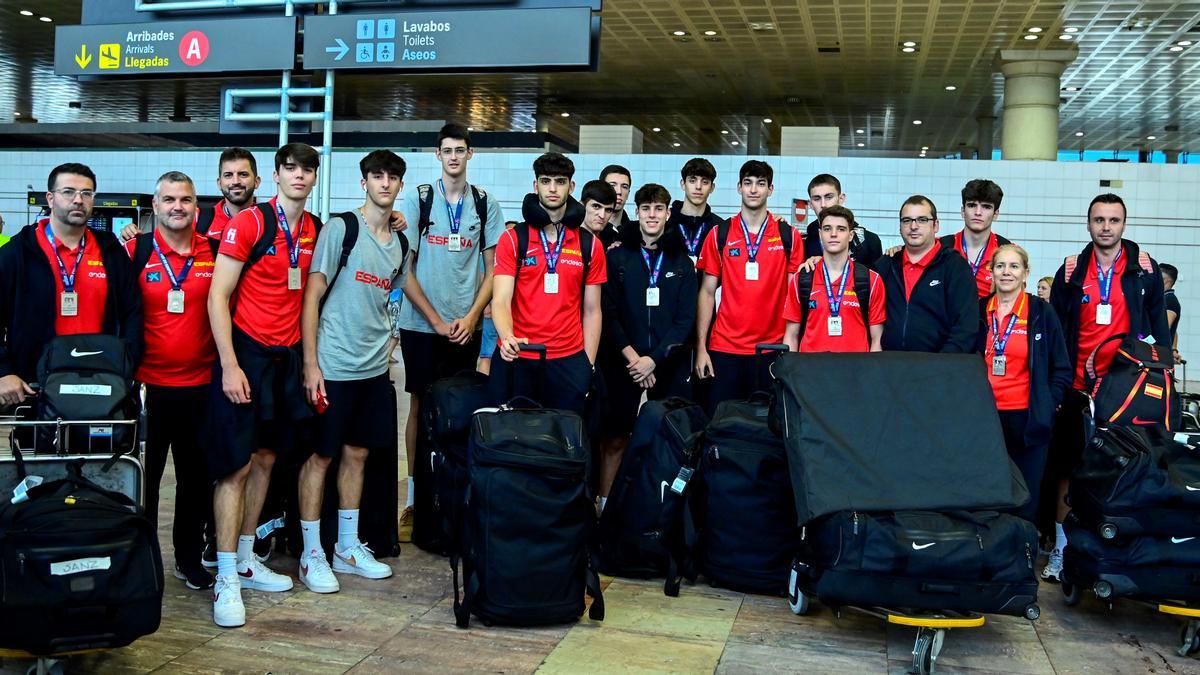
[661,480,670,503]
[1187,486,1200,492]
[340,516,353,520]
[300,563,309,576]
[1173,537,1196,544]
[70,348,103,357]
[238,569,252,578]
[911,542,936,550]
[1131,417,1157,426]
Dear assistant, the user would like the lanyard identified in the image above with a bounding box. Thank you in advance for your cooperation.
[1096,247,1123,304]
[740,215,768,262]
[276,202,302,268]
[438,179,465,235]
[822,259,852,317]
[44,223,86,292]
[680,223,703,256]
[961,232,990,275]
[539,225,566,274]
[151,235,195,291]
[989,294,1026,356]
[641,248,664,288]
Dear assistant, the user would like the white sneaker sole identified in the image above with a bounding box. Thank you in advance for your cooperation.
[214,608,246,628]
[238,573,294,593]
[300,572,340,594]
[332,558,393,579]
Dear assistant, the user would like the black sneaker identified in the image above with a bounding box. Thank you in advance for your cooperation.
[201,538,217,569]
[174,560,215,590]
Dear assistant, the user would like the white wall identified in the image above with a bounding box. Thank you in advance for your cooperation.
[3,149,1197,378]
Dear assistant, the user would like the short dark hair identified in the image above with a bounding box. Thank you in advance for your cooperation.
[275,142,320,172]
[359,149,406,180]
[533,152,575,179]
[807,173,841,195]
[1161,263,1178,284]
[634,183,671,208]
[48,163,97,193]
[739,160,774,186]
[817,204,855,227]
[901,195,938,221]
[961,179,1003,209]
[218,147,258,176]
[1089,193,1127,220]
[438,123,471,149]
[600,164,631,183]
[580,179,616,207]
[680,158,716,183]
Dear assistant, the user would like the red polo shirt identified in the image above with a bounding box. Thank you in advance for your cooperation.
[1074,253,1130,389]
[783,260,887,353]
[986,292,1030,411]
[36,222,107,335]
[902,242,942,300]
[203,199,237,241]
[952,231,1001,298]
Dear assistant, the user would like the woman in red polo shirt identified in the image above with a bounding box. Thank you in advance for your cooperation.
[978,245,1072,522]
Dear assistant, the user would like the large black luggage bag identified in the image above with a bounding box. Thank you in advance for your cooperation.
[452,405,604,628]
[1064,520,1200,602]
[692,395,798,596]
[35,334,140,454]
[0,463,163,655]
[798,510,1040,617]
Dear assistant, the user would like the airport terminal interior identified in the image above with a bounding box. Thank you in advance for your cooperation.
[0,0,1199,673]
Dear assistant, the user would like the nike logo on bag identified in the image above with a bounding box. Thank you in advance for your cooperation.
[912,542,936,550]
[661,480,670,503]
[1186,486,1200,492]
[1131,417,1156,426]
[70,349,103,357]
[1173,537,1196,544]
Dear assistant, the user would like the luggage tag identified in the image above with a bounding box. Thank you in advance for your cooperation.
[60,291,79,317]
[992,355,1007,377]
[544,273,560,295]
[288,266,302,290]
[827,316,842,337]
[10,475,43,504]
[448,234,463,252]
[166,289,185,314]
[255,516,286,540]
[744,261,759,281]
[1096,303,1112,325]
[669,466,694,495]
[646,287,660,307]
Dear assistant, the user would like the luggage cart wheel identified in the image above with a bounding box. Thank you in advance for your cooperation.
[910,628,944,675]
[1062,582,1082,606]
[1179,621,1200,658]
[1094,580,1114,599]
[787,567,810,616]
[1099,523,1118,540]
[1024,603,1041,621]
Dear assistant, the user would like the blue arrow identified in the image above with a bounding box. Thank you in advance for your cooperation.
[326,38,349,61]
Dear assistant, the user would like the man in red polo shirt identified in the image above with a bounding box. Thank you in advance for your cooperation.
[939,179,1014,298]
[784,205,885,353]
[124,171,217,591]
[694,160,801,413]
[206,143,322,628]
[0,163,141,408]
[490,152,606,414]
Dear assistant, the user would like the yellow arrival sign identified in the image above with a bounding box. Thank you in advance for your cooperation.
[73,44,91,69]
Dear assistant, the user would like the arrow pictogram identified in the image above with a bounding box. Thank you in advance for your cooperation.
[74,44,92,69]
[326,38,349,61]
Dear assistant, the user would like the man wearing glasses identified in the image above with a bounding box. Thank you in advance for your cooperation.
[0,163,142,407]
[874,195,977,353]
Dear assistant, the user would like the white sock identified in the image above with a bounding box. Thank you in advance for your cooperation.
[217,551,238,580]
[236,535,255,565]
[300,520,322,557]
[405,477,415,508]
[1054,523,1067,552]
[337,509,359,551]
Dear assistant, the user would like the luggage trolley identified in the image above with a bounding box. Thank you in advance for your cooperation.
[1062,582,1200,659]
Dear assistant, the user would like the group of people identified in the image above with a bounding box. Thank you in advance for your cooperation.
[0,123,1182,630]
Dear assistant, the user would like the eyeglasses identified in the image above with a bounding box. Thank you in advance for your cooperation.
[438,147,469,157]
[53,188,96,200]
[899,216,935,225]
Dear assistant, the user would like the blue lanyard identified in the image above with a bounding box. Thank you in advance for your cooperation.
[680,223,703,256]
[822,259,852,317]
[438,179,465,235]
[275,202,302,268]
[990,295,1025,356]
[44,223,86,292]
[151,235,195,291]
[740,215,768,262]
[961,232,990,275]
[539,225,566,274]
[641,248,664,288]
[1096,247,1123,304]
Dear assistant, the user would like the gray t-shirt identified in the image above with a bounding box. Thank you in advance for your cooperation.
[397,182,505,333]
[312,211,408,380]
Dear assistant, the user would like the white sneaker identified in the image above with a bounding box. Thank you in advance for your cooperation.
[1041,547,1064,582]
[333,541,393,580]
[237,558,294,592]
[212,575,246,628]
[300,550,340,593]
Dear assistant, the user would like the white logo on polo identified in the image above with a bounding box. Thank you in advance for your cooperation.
[225,228,237,244]
[1035,333,1043,341]
[912,542,936,550]
[1172,537,1195,544]
[929,280,941,287]
[70,348,103,357]
[660,480,670,503]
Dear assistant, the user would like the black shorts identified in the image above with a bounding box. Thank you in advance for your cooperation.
[705,350,777,415]
[399,329,482,395]
[316,374,397,458]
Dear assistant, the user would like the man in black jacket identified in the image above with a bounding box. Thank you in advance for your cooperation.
[0,163,142,407]
[875,195,977,353]
[669,158,727,266]
[803,174,883,268]
[597,184,698,503]
[598,164,635,248]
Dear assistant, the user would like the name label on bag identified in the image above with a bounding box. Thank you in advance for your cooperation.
[59,384,113,396]
[50,557,111,576]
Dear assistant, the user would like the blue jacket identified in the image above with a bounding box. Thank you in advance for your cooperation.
[875,244,979,353]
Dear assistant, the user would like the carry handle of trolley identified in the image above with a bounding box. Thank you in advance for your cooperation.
[0,380,147,460]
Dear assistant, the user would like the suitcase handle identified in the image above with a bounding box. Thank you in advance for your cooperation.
[919,582,960,595]
[519,343,548,360]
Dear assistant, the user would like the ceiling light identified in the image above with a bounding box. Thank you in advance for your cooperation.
[1075,131,1084,137]
[1059,34,1073,40]
[901,47,916,53]
[1023,34,1039,40]
[945,85,957,91]
[921,145,929,150]
[913,120,923,125]
[1064,26,1079,33]
[672,142,681,147]
[1147,135,1157,140]
[1170,46,1185,52]
[38,15,51,22]
[902,41,917,47]
[703,30,717,36]
[19,10,33,16]
[1179,40,1194,46]
[560,112,570,117]
[731,141,741,147]
[857,142,865,147]
[651,127,661,132]
[1027,27,1043,33]
[763,118,773,124]
[671,30,687,36]
[721,130,729,134]
[856,129,865,134]
[12,112,20,117]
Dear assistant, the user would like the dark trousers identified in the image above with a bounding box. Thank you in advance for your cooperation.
[145,384,215,562]
[488,350,593,415]
[704,351,776,415]
[998,408,1048,523]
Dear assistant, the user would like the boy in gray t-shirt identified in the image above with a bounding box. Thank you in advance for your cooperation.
[297,150,410,593]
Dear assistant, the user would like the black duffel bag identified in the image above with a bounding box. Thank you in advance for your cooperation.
[35,334,139,455]
[1085,334,1181,430]
[0,462,163,655]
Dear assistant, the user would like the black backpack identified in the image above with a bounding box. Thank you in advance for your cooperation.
[416,183,489,253]
[194,205,216,237]
[35,334,139,456]
[1085,333,1181,430]
[792,262,872,344]
[596,398,709,593]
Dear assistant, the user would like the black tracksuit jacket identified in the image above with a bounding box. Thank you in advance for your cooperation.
[875,244,979,353]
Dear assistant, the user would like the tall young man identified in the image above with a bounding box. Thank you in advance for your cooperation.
[803,174,883,268]
[598,164,634,247]
[398,123,504,540]
[490,153,606,414]
[124,171,217,591]
[874,196,978,353]
[0,163,142,408]
[694,160,801,413]
[1042,193,1170,581]
[206,143,322,628]
[669,158,727,266]
[939,179,1013,298]
[297,150,409,593]
[598,183,697,500]
[784,205,886,353]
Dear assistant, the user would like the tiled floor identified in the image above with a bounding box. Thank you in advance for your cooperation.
[5,366,1200,674]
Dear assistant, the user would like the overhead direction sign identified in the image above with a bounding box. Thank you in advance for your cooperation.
[303,8,596,71]
[55,17,297,76]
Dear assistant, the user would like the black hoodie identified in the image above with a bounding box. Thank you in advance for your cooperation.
[601,221,698,365]
[805,219,883,268]
[875,244,979,353]
[666,200,727,264]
